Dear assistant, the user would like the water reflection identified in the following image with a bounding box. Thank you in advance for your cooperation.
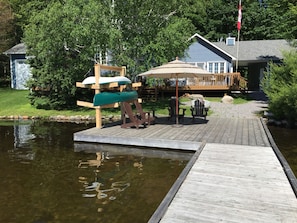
[78,152,131,202]
[74,143,193,219]
[0,121,189,223]
[13,124,35,148]
[78,152,105,168]
[2,122,36,163]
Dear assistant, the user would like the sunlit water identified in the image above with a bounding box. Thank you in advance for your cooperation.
[0,121,191,223]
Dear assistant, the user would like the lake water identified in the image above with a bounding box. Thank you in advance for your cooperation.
[0,121,191,223]
[268,126,297,175]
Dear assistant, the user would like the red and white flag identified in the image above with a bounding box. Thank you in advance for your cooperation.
[237,0,242,30]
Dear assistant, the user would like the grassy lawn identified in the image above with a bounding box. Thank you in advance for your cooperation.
[0,88,249,118]
[204,96,250,104]
[0,88,101,117]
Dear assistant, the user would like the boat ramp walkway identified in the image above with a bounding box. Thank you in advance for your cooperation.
[74,116,297,222]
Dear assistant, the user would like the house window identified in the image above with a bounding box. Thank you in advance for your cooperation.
[207,62,225,73]
[214,63,218,73]
[188,62,206,70]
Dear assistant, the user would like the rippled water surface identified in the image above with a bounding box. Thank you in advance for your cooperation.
[0,121,191,223]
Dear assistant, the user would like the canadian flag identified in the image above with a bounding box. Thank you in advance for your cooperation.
[237,0,242,30]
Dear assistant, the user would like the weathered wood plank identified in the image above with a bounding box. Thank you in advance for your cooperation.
[148,142,205,223]
[159,144,297,223]
[74,117,271,147]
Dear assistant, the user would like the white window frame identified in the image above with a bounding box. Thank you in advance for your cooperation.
[188,62,207,70]
[207,61,226,73]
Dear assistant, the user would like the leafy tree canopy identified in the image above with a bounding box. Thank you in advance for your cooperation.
[203,0,297,41]
[0,0,15,51]
[0,0,15,80]
[23,0,197,109]
[24,0,113,109]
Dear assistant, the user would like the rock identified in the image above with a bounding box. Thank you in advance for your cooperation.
[189,94,204,101]
[204,100,211,108]
[221,94,234,104]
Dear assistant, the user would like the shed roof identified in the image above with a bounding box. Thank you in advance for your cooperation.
[3,43,26,55]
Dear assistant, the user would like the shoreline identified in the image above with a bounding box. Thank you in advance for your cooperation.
[1,99,295,128]
[0,115,97,123]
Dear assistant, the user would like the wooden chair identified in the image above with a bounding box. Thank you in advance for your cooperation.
[121,101,147,129]
[190,99,208,121]
[168,97,186,122]
[133,100,155,125]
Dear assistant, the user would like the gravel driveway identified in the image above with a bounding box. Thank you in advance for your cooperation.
[185,92,268,119]
[209,100,268,119]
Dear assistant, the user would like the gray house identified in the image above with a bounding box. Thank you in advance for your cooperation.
[183,33,294,90]
[3,43,31,90]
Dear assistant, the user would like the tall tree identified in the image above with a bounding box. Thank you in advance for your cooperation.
[204,0,238,41]
[8,0,54,42]
[0,0,15,50]
[110,0,196,77]
[24,0,113,109]
[24,0,196,109]
[242,0,295,40]
[202,0,297,41]
[0,0,15,80]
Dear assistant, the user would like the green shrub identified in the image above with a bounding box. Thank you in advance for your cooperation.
[262,50,297,127]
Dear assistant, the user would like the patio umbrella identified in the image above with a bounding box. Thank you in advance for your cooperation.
[138,57,210,126]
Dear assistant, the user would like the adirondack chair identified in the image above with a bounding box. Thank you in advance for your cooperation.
[168,97,186,122]
[121,101,147,129]
[190,99,208,121]
[133,100,155,125]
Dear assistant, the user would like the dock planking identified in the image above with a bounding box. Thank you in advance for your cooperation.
[158,144,297,223]
[74,117,270,149]
[74,116,297,222]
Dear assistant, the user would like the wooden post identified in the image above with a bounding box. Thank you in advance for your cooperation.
[94,64,102,128]
[120,66,126,121]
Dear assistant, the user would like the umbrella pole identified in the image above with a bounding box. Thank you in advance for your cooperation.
[175,78,179,125]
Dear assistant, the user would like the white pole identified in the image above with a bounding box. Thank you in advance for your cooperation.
[236,29,240,72]
[236,0,242,72]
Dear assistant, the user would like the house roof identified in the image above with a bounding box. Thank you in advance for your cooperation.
[189,33,295,65]
[3,43,26,55]
[213,39,294,63]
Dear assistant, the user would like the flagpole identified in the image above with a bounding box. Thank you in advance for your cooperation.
[236,29,240,72]
[236,0,242,72]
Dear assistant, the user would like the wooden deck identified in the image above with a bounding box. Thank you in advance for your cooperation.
[73,116,297,222]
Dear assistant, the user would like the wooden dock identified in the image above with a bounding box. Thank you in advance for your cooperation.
[74,116,297,222]
[74,117,270,150]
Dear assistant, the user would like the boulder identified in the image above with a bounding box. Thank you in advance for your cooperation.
[221,94,234,104]
[189,94,204,101]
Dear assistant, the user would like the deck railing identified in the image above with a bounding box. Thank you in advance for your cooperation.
[146,72,247,91]
[139,72,248,100]
[184,72,247,90]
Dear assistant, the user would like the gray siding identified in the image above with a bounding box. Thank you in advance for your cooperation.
[183,42,233,73]
[184,42,226,62]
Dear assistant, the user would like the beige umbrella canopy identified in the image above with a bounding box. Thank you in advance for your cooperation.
[138,57,210,125]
